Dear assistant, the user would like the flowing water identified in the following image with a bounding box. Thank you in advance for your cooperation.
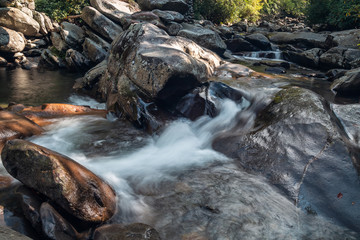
[0,67,359,239]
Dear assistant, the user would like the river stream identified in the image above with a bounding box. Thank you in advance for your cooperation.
[0,65,359,239]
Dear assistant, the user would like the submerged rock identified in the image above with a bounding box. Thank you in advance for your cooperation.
[213,87,360,232]
[93,223,161,240]
[0,111,43,152]
[1,139,117,223]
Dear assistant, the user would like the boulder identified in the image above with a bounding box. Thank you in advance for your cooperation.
[17,185,43,233]
[331,67,360,96]
[225,36,260,52]
[213,87,360,232]
[284,48,324,68]
[74,60,107,99]
[245,33,271,51]
[93,223,161,240]
[32,11,47,35]
[166,21,182,36]
[40,48,66,69]
[0,7,40,37]
[0,56,7,66]
[268,32,329,49]
[60,22,85,49]
[89,0,139,24]
[83,27,111,52]
[0,26,26,53]
[42,13,54,33]
[82,37,107,64]
[98,23,221,126]
[1,139,117,223]
[40,202,80,240]
[137,0,189,14]
[0,111,43,152]
[81,6,123,42]
[20,6,32,17]
[65,48,90,70]
[178,23,227,55]
[331,104,360,147]
[319,47,347,69]
[50,32,69,52]
[330,29,360,49]
[152,9,184,23]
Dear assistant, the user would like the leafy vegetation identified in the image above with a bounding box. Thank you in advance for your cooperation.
[306,0,360,29]
[261,0,308,17]
[193,0,263,24]
[35,0,89,22]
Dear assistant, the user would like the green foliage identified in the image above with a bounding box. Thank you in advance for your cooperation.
[194,0,263,24]
[35,0,89,22]
[306,0,360,29]
[261,0,308,17]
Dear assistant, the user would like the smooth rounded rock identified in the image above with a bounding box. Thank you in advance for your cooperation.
[1,139,117,223]
[0,7,40,37]
[0,26,26,53]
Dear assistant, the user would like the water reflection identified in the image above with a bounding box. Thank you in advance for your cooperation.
[0,68,80,106]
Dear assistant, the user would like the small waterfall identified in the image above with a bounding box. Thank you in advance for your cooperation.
[236,51,283,60]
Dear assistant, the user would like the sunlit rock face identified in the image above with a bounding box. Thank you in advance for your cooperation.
[0,7,40,37]
[0,110,43,152]
[1,139,117,223]
[98,23,221,129]
[0,26,26,53]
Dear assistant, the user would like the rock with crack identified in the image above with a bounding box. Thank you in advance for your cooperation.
[1,139,117,223]
[213,87,360,232]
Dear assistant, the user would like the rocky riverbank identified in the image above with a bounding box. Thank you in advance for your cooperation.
[0,0,360,239]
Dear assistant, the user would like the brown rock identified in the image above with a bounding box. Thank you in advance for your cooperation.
[1,139,117,223]
[0,26,26,53]
[0,111,43,152]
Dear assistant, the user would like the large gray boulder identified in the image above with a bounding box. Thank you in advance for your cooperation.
[178,23,227,55]
[60,22,85,49]
[98,23,221,127]
[90,0,139,24]
[268,32,329,49]
[81,6,123,42]
[1,139,117,223]
[319,47,360,69]
[137,0,189,14]
[245,33,271,51]
[0,26,26,52]
[213,87,360,232]
[331,67,360,96]
[330,29,360,49]
[0,7,40,36]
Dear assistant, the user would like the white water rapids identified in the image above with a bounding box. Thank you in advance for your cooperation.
[21,94,358,239]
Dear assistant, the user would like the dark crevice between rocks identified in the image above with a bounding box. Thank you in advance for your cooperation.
[156,73,200,109]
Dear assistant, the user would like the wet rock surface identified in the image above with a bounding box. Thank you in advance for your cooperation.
[1,139,117,223]
[93,223,161,240]
[213,87,360,232]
